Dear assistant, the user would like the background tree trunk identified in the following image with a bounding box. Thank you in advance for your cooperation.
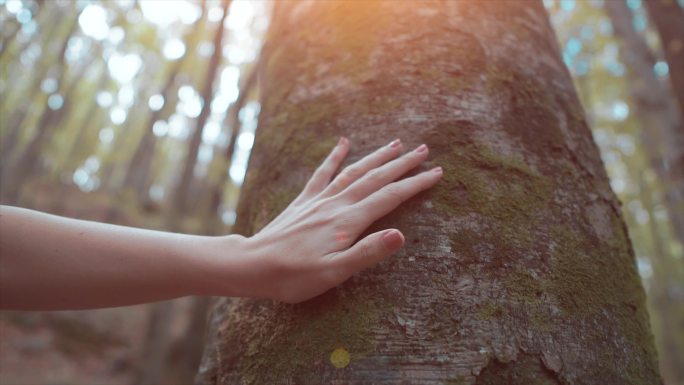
[122,6,208,203]
[170,0,231,220]
[201,1,662,383]
[604,0,684,252]
[644,0,684,120]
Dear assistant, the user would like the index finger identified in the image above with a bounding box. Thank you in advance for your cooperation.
[299,137,350,199]
[354,167,443,224]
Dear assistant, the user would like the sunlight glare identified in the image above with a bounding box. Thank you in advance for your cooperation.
[202,121,222,143]
[140,0,200,26]
[148,94,165,111]
[79,5,110,40]
[163,39,186,60]
[99,128,114,144]
[110,107,127,125]
[41,78,58,94]
[178,85,203,118]
[118,85,135,108]
[237,132,254,150]
[96,91,113,108]
[5,0,21,14]
[47,94,64,110]
[108,53,142,83]
[153,120,169,137]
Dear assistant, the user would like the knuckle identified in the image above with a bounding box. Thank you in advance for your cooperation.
[365,169,383,183]
[383,185,404,206]
[333,214,356,235]
[360,241,375,261]
[343,166,363,180]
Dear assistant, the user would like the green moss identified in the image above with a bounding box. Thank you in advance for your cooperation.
[425,125,552,223]
[477,302,505,320]
[506,268,541,302]
[433,123,549,269]
[228,288,388,384]
[475,355,560,385]
[445,376,469,385]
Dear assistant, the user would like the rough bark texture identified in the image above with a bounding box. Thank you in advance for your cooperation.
[604,0,684,258]
[198,1,661,384]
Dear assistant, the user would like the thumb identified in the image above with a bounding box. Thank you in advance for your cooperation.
[328,229,405,282]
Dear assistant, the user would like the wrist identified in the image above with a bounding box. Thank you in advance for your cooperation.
[185,233,256,298]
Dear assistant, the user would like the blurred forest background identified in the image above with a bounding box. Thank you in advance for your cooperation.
[0,0,682,384]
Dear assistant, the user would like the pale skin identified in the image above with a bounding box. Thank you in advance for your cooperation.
[0,138,442,310]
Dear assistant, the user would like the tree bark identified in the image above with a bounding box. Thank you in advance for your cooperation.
[644,0,684,119]
[198,1,661,384]
[604,0,684,252]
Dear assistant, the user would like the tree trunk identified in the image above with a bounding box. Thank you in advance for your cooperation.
[121,7,208,202]
[604,0,684,251]
[61,65,112,173]
[3,44,96,203]
[636,171,684,385]
[644,0,684,119]
[170,0,231,218]
[0,10,76,186]
[204,63,258,234]
[198,1,661,384]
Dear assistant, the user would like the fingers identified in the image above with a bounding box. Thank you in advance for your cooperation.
[300,137,350,199]
[325,229,405,285]
[319,139,403,198]
[355,166,443,224]
[340,144,430,202]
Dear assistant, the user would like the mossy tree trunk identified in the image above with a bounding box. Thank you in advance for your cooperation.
[197,1,661,384]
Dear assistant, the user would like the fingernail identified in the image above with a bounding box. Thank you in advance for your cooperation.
[382,229,405,250]
[415,144,427,153]
[389,139,401,148]
[432,166,443,174]
[338,137,348,146]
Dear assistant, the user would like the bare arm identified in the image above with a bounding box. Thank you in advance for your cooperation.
[0,138,442,310]
[0,205,230,310]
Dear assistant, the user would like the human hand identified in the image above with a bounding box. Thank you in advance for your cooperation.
[230,138,442,303]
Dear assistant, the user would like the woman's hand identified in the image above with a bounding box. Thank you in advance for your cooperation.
[0,138,441,310]
[231,138,442,303]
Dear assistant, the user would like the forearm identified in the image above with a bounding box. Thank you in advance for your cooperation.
[0,205,242,310]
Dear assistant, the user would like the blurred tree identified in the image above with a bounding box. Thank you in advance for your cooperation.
[198,1,660,384]
[644,0,684,120]
[122,5,209,204]
[204,63,258,234]
[604,0,684,253]
[134,3,236,385]
[60,66,112,173]
[603,3,684,382]
[170,0,231,220]
[2,10,84,203]
[0,0,47,61]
